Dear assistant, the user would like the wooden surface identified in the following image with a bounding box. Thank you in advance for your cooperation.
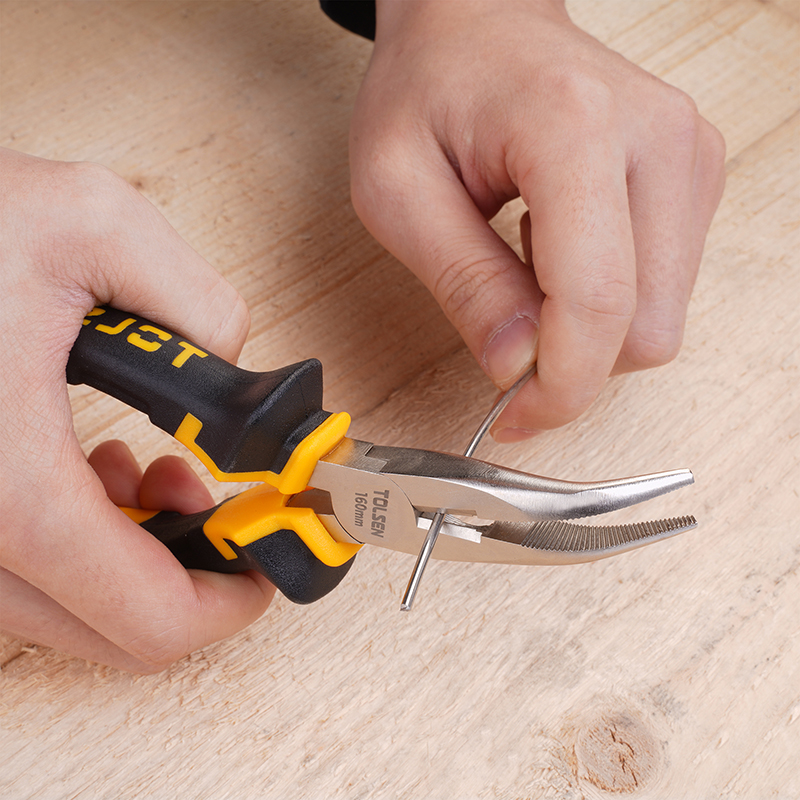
[1,1,798,797]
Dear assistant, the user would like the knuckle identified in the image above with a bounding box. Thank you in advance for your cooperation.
[552,69,618,130]
[703,121,727,165]
[123,624,191,670]
[697,119,727,178]
[625,325,683,369]
[59,161,134,216]
[536,373,599,430]
[668,89,700,128]
[553,393,594,427]
[431,252,510,328]
[46,161,141,249]
[349,132,415,226]
[658,89,703,149]
[61,158,118,189]
[226,292,252,342]
[117,588,197,670]
[568,272,637,335]
[206,288,251,354]
[349,173,378,230]
[208,283,250,331]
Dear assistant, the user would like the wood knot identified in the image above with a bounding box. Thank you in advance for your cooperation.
[573,709,661,793]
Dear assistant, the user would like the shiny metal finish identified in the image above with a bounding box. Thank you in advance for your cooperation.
[368,448,694,520]
[307,437,697,574]
[318,511,698,566]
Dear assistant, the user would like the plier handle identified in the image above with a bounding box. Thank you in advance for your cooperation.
[68,306,696,605]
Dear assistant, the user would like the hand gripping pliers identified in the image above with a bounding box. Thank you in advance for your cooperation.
[67,306,696,607]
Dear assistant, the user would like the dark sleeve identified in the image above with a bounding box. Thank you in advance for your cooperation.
[320,0,376,41]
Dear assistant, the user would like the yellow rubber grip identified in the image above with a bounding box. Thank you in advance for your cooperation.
[203,483,362,567]
[174,410,351,495]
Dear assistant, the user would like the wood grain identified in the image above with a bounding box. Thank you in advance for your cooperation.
[1,1,798,798]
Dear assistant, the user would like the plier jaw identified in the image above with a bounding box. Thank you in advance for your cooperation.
[305,438,696,567]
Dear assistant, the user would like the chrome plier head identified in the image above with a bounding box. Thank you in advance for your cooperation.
[303,438,697,568]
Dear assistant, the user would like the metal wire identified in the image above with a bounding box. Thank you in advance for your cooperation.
[400,364,537,611]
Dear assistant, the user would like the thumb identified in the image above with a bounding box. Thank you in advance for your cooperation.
[351,149,542,390]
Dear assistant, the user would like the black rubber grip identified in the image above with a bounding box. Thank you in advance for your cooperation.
[68,306,356,603]
[140,505,356,604]
[67,306,330,477]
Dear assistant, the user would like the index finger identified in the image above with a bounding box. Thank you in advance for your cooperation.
[499,131,636,432]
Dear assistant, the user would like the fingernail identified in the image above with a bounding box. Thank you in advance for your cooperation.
[483,315,538,388]
[491,427,542,444]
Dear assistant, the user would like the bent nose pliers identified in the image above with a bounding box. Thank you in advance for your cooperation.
[67,306,696,606]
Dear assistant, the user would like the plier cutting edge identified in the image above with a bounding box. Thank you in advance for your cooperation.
[68,306,697,607]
